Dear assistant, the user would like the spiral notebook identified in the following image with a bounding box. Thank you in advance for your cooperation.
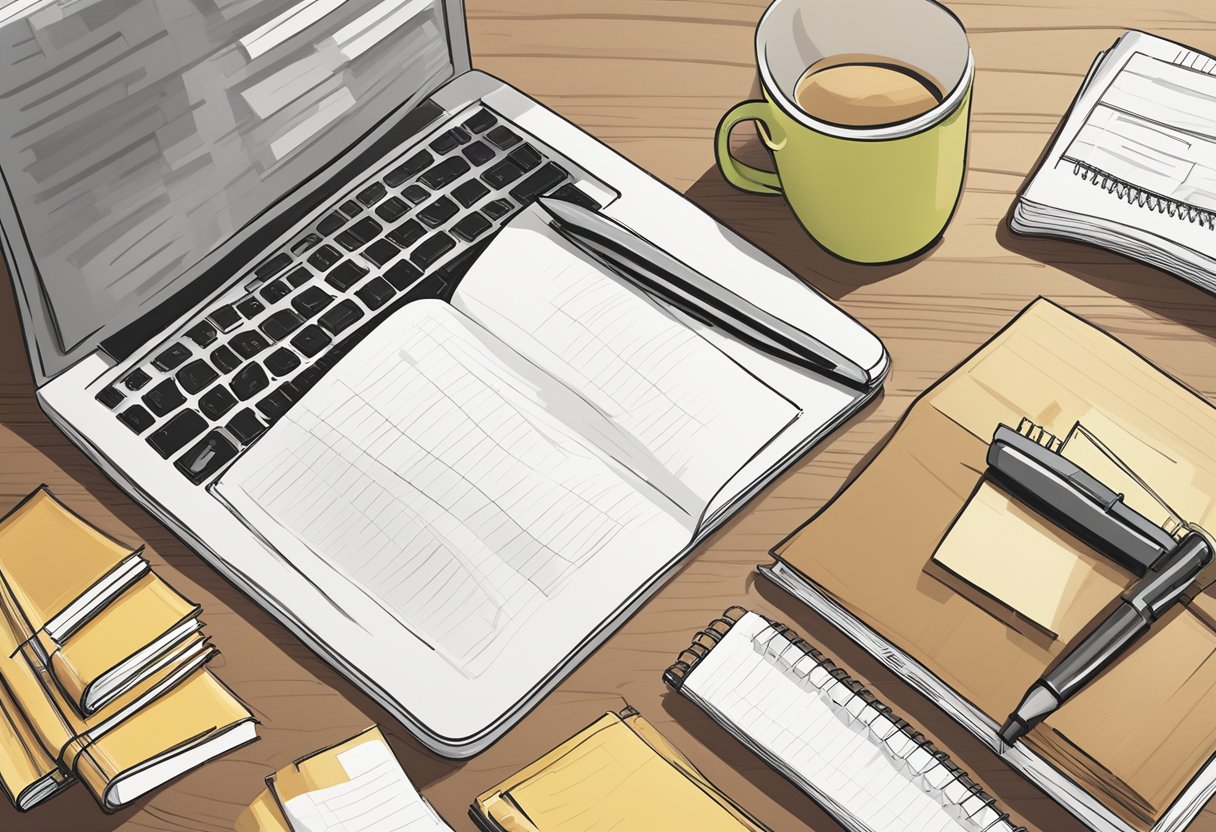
[665,608,1025,832]
[1013,30,1216,293]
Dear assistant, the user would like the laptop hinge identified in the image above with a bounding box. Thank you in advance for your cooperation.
[100,99,446,363]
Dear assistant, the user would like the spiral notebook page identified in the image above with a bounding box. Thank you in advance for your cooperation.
[680,613,1021,832]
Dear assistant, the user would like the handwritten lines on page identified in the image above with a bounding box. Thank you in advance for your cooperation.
[682,613,1020,832]
[452,206,801,515]
[218,302,686,672]
[280,738,450,832]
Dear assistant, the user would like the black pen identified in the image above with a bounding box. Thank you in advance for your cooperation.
[535,197,871,390]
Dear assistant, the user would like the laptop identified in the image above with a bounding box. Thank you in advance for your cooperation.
[0,0,888,756]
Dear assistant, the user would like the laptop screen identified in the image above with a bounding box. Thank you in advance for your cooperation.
[0,0,456,356]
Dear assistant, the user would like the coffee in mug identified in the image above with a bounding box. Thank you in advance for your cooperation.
[793,55,945,128]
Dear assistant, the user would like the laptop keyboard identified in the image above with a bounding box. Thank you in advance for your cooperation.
[94,105,602,485]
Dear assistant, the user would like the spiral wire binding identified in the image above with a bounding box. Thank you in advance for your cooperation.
[666,607,1027,832]
[1070,160,1216,230]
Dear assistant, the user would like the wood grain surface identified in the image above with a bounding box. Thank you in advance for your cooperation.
[4,1,1216,830]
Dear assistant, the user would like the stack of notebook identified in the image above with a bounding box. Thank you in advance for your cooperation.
[471,709,764,831]
[0,486,257,812]
[762,299,1216,832]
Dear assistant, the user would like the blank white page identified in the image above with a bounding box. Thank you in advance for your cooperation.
[279,738,451,832]
[682,613,1021,832]
[453,206,800,516]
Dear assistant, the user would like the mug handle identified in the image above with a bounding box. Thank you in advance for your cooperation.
[715,100,786,195]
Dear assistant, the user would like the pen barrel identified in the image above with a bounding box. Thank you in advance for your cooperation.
[1128,532,1212,618]
[1046,603,1148,701]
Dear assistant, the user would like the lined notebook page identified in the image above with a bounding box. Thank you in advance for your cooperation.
[279,738,450,832]
[682,613,1020,832]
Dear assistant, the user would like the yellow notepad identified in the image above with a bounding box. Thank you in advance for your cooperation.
[0,487,146,642]
[41,571,202,716]
[473,710,766,832]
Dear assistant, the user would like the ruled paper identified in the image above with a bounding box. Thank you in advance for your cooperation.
[216,213,797,674]
[280,738,450,832]
[682,613,1021,832]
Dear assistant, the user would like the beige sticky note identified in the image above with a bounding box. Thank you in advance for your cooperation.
[932,482,1126,639]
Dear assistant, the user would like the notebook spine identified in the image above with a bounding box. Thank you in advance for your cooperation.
[662,606,747,691]
[754,617,1027,832]
[1070,160,1216,229]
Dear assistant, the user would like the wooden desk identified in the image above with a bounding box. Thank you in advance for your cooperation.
[4,1,1216,830]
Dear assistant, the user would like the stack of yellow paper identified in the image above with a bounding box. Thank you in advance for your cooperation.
[0,486,256,812]
[473,709,766,832]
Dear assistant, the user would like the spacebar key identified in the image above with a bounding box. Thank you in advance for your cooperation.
[509,162,568,204]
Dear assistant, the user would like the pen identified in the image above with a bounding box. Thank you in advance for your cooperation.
[535,197,871,390]
[999,530,1214,745]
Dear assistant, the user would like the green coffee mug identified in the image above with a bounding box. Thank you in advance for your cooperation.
[716,0,974,264]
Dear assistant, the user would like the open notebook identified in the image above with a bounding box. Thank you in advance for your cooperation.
[214,206,864,753]
[665,609,1025,832]
[1013,31,1216,293]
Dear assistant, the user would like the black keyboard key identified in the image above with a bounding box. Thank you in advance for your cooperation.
[256,387,295,425]
[356,277,396,310]
[419,157,470,190]
[210,345,241,374]
[464,109,497,134]
[259,308,305,342]
[486,125,521,149]
[236,296,265,319]
[292,364,325,396]
[318,299,365,336]
[175,431,238,484]
[510,162,568,204]
[254,252,292,281]
[453,179,489,208]
[96,385,124,409]
[259,279,290,303]
[208,305,241,332]
[185,321,218,348]
[387,219,425,249]
[227,408,266,445]
[356,182,387,206]
[123,368,152,391]
[265,347,302,377]
[147,410,206,459]
[152,342,191,371]
[308,245,342,272]
[291,234,322,255]
[291,324,332,358]
[143,378,185,417]
[385,150,433,187]
[176,359,219,395]
[339,199,362,218]
[482,198,513,221]
[199,385,237,420]
[335,217,382,251]
[375,196,409,223]
[325,260,369,291]
[231,363,270,401]
[363,238,400,267]
[231,330,270,359]
[550,182,603,210]
[411,232,455,269]
[482,158,524,189]
[418,196,458,228]
[462,140,495,166]
[284,265,312,288]
[118,404,155,434]
[452,213,492,242]
[402,184,429,205]
[508,144,543,172]
[430,126,470,153]
[317,212,346,236]
[384,260,423,291]
[292,286,333,319]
